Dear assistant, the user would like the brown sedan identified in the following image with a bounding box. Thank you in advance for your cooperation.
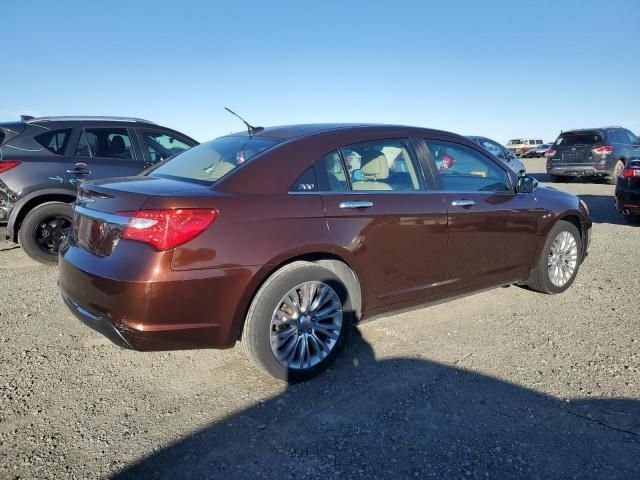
[58,124,592,381]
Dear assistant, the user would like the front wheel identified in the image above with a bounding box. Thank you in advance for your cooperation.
[242,261,352,382]
[527,220,582,294]
[17,201,73,265]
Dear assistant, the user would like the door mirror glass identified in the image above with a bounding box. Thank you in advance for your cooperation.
[517,175,537,193]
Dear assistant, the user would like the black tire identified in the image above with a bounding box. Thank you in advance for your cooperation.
[17,201,73,265]
[608,160,624,185]
[549,174,570,183]
[527,220,582,295]
[624,213,640,224]
[241,261,353,382]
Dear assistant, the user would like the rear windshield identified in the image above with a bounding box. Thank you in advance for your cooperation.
[556,131,602,146]
[150,135,283,185]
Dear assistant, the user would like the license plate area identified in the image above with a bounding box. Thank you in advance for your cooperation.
[73,213,123,257]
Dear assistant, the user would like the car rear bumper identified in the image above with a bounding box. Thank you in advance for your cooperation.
[615,185,640,212]
[547,164,612,177]
[58,241,258,351]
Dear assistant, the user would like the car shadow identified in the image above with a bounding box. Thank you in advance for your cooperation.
[578,194,637,226]
[528,172,610,185]
[113,330,640,479]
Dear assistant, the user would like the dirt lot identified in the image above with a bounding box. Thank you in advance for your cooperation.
[1,157,638,479]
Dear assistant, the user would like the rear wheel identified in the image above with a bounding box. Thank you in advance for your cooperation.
[242,261,352,382]
[17,201,73,265]
[527,220,582,294]
[624,213,640,224]
[608,160,624,185]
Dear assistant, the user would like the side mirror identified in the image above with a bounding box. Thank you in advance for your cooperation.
[517,175,538,193]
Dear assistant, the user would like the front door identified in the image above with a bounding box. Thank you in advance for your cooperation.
[317,139,449,312]
[423,138,542,290]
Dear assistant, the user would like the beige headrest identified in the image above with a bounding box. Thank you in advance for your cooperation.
[360,150,389,180]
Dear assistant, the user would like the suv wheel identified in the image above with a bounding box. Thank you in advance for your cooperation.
[608,160,624,185]
[527,220,582,294]
[18,201,73,265]
[242,261,352,382]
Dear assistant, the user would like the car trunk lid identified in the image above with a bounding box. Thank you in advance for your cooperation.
[72,176,212,257]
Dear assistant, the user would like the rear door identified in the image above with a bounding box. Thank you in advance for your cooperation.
[423,138,541,290]
[65,126,145,185]
[318,138,449,311]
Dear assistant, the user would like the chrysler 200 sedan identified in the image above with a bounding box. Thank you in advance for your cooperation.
[58,124,592,382]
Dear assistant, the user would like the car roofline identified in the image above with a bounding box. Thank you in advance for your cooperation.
[25,116,157,125]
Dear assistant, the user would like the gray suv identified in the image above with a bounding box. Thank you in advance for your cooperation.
[546,127,640,184]
[0,116,197,264]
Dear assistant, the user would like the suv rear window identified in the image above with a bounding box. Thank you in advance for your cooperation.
[556,131,602,146]
[150,135,282,184]
[35,129,72,155]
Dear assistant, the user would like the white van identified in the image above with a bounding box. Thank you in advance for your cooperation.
[506,138,544,156]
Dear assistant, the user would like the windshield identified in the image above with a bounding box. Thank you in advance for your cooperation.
[150,135,283,184]
[555,131,602,147]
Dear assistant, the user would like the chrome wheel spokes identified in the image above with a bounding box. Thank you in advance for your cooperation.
[547,231,578,287]
[270,281,343,370]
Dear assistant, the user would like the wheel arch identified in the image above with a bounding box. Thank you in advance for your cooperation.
[232,252,363,341]
[8,189,76,241]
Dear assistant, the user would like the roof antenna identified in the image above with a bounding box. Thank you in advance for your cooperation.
[224,107,264,136]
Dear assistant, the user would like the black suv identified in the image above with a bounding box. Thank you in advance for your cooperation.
[0,116,198,264]
[546,127,640,184]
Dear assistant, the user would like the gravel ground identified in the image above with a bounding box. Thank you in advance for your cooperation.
[0,158,638,479]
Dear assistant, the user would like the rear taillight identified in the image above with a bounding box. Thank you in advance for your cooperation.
[592,145,614,156]
[119,209,218,250]
[546,149,556,157]
[0,160,21,173]
[620,166,640,178]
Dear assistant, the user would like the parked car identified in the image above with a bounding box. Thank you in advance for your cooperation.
[506,138,544,156]
[545,127,640,184]
[615,159,640,223]
[58,124,592,382]
[0,116,198,264]
[522,143,552,158]
[467,136,526,174]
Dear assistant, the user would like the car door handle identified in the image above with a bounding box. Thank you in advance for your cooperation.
[451,199,476,207]
[339,201,374,209]
[66,169,92,175]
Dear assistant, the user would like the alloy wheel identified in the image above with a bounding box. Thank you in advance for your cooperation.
[547,231,578,287]
[270,281,343,370]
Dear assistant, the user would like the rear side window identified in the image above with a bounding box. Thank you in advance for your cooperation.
[556,131,602,146]
[316,151,349,192]
[35,129,71,155]
[151,135,282,184]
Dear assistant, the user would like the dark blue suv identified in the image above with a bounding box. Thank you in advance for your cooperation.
[0,116,197,264]
[546,127,640,184]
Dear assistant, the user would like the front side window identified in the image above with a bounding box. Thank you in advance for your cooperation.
[425,140,511,192]
[141,130,193,163]
[35,129,71,155]
[75,128,135,159]
[340,139,424,191]
[151,135,282,184]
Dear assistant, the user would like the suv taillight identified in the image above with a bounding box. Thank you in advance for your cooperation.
[620,166,640,178]
[0,160,21,173]
[592,145,614,156]
[546,149,556,157]
[119,209,218,250]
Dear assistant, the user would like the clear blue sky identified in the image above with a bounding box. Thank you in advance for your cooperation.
[3,0,639,143]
